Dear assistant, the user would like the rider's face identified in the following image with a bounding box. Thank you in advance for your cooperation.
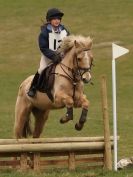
[50,18,61,27]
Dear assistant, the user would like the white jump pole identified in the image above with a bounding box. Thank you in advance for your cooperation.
[112,56,117,171]
[112,43,129,171]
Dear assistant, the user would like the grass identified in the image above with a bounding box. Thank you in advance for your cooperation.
[0,0,133,176]
[0,168,133,177]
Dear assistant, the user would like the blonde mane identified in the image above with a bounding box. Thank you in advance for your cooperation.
[58,35,92,54]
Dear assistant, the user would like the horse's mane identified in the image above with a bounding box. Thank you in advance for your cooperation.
[58,35,92,54]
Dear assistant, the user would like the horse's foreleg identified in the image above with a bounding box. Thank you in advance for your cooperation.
[75,95,90,131]
[55,93,74,123]
[75,108,88,130]
[60,107,73,124]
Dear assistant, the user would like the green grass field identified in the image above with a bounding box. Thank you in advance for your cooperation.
[0,0,133,176]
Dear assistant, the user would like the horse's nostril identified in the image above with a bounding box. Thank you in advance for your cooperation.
[83,78,87,82]
[82,78,89,83]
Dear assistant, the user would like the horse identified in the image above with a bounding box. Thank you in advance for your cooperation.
[14,35,93,139]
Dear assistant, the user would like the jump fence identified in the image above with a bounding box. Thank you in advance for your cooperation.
[0,136,115,171]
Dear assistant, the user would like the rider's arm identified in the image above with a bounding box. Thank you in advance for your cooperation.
[38,31,61,63]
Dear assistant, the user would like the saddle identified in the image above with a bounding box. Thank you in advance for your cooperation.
[37,64,57,101]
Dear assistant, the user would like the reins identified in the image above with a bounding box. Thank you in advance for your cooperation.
[59,63,75,82]
[52,62,80,100]
[60,63,80,100]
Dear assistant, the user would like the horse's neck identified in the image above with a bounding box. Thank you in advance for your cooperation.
[61,48,75,69]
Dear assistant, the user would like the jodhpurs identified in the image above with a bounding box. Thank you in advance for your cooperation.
[38,54,52,74]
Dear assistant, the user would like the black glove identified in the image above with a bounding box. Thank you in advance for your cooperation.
[53,53,62,64]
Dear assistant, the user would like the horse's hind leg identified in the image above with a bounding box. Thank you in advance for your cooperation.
[14,97,32,138]
[32,108,49,138]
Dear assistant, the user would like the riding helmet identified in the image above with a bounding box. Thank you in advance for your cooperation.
[46,8,64,21]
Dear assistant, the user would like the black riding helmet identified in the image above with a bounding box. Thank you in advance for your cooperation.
[46,8,64,21]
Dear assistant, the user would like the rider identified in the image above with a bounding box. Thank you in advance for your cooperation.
[28,8,70,97]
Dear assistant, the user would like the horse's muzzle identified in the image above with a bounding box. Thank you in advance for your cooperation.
[82,78,91,83]
[82,72,91,84]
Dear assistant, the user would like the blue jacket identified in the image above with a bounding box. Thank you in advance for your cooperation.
[38,23,70,61]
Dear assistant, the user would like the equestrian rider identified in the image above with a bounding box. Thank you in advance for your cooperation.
[28,8,70,97]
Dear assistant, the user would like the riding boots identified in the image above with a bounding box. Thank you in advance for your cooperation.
[27,72,40,97]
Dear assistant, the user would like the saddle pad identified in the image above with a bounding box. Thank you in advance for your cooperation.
[37,64,56,101]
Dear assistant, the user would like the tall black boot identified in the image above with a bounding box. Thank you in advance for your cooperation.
[27,72,40,97]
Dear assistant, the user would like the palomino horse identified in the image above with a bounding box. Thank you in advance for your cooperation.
[14,35,93,138]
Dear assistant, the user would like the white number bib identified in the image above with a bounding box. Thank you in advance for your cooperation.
[49,29,67,51]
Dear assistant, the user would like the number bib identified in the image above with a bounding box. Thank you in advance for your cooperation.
[49,30,67,51]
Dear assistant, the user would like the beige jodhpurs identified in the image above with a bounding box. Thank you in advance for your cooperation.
[38,54,52,74]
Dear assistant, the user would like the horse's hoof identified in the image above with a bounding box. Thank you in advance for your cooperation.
[60,118,69,124]
[75,123,83,131]
[60,118,66,124]
[60,116,72,124]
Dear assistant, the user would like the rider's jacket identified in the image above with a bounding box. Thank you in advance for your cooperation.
[38,23,70,61]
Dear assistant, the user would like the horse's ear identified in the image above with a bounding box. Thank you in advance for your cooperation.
[74,40,80,48]
[87,37,93,48]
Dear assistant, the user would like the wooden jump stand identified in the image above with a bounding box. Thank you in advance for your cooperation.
[0,75,114,171]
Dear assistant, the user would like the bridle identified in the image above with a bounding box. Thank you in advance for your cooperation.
[74,48,93,79]
[59,48,93,81]
[56,48,94,99]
